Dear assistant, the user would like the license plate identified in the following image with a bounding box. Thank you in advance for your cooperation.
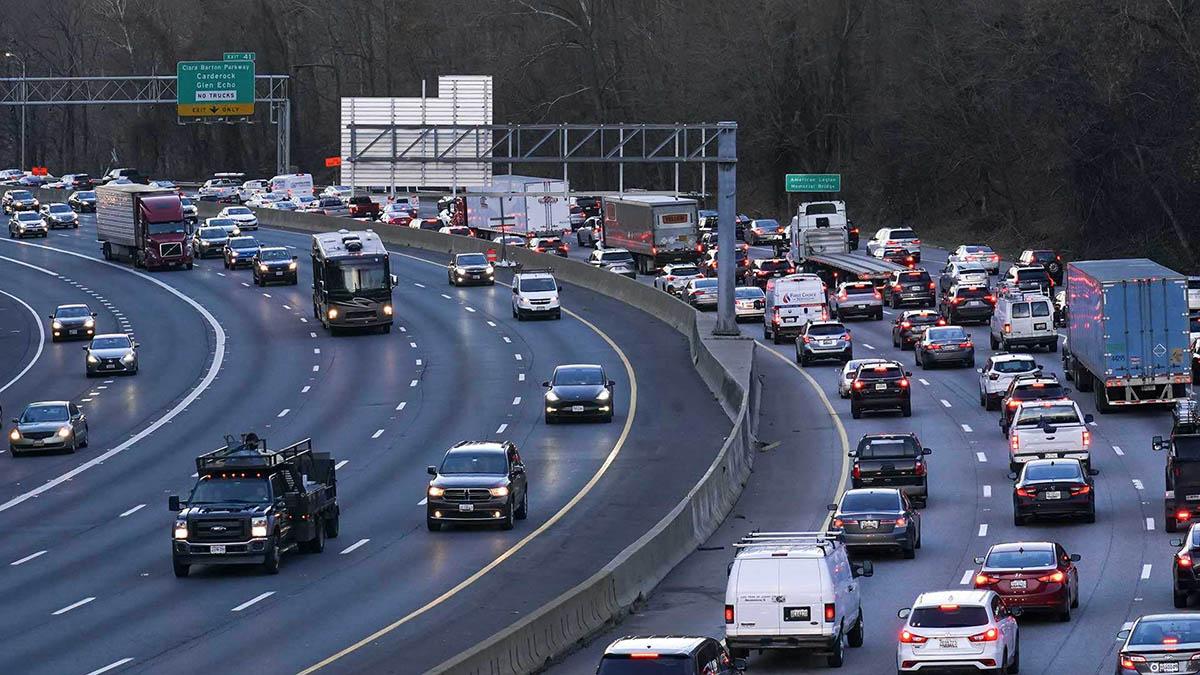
[210,545,226,554]
[909,285,922,291]
[875,383,888,390]
[938,638,958,649]
[820,340,835,346]
[784,606,810,621]
[69,329,78,335]
[105,364,118,369]
[1044,491,1062,500]
[571,405,585,412]
[458,503,474,512]
[1010,579,1027,589]
[1187,494,1200,501]
[275,271,283,276]
[784,317,796,323]
[861,520,879,529]
[1035,323,1047,330]
[857,304,867,309]
[32,440,43,447]
[968,300,984,307]
[1160,663,1180,673]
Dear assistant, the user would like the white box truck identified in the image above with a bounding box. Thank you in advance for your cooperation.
[451,175,570,238]
[602,195,700,274]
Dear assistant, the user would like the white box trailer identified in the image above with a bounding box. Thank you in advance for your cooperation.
[455,175,570,237]
[602,195,700,274]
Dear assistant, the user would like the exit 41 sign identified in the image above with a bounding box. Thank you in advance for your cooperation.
[785,173,841,193]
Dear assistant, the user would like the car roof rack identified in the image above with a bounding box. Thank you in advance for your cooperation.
[513,266,555,276]
[734,531,841,551]
[1174,400,1200,435]
[195,432,313,474]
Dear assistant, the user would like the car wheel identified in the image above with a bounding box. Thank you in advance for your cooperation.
[545,413,555,425]
[262,538,281,574]
[515,491,529,520]
[324,511,340,538]
[902,539,916,559]
[1014,510,1025,527]
[1084,506,1096,524]
[80,425,88,448]
[850,401,862,419]
[427,518,441,532]
[1176,591,1189,608]
[979,389,987,407]
[172,560,190,578]
[990,333,999,350]
[901,402,912,417]
[500,501,515,530]
[826,630,845,667]
[848,613,864,648]
[302,519,327,553]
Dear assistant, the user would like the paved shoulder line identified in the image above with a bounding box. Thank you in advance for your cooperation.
[756,342,851,530]
[0,240,226,514]
[0,288,45,397]
[298,249,639,673]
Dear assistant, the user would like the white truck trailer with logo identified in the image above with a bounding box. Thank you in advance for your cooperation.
[452,175,571,239]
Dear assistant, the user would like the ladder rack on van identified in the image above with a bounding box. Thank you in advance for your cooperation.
[734,531,841,550]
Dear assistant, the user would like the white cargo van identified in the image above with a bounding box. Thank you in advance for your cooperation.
[268,173,315,199]
[725,531,871,665]
[763,274,827,343]
[990,291,1057,352]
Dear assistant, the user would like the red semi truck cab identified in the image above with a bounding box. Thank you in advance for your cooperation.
[95,184,193,270]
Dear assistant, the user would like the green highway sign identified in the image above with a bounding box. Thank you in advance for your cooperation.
[223,52,256,61]
[176,60,255,117]
[785,173,841,193]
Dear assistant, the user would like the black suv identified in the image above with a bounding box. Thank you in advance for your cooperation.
[850,433,931,507]
[849,361,912,418]
[999,375,1069,435]
[882,269,935,309]
[1172,524,1200,607]
[940,284,995,325]
[891,309,945,350]
[599,636,743,675]
[447,252,495,286]
[253,246,299,286]
[426,441,528,531]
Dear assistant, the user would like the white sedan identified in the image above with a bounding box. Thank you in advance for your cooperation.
[217,205,259,231]
[950,244,1001,275]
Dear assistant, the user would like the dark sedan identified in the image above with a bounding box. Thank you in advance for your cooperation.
[543,364,615,423]
[828,488,921,558]
[253,247,298,286]
[973,541,1081,621]
[223,236,260,269]
[426,441,528,531]
[891,309,945,350]
[849,361,912,418]
[1171,524,1200,607]
[50,304,96,342]
[1116,614,1200,675]
[915,325,974,369]
[191,225,233,259]
[1010,458,1097,525]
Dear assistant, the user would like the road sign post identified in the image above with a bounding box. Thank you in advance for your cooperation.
[785,173,841,193]
[176,60,255,117]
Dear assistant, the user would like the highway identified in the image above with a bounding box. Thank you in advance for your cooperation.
[0,212,731,674]
[556,243,1183,674]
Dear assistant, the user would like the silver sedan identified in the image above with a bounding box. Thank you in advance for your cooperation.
[9,401,89,455]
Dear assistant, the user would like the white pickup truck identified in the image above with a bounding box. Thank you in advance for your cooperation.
[1007,400,1094,471]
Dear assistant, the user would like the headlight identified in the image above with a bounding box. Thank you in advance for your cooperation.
[17,225,25,231]
[51,320,62,330]
[327,308,339,320]
[597,389,611,401]
[57,426,72,438]
[383,304,393,316]
[121,352,136,364]
[259,263,269,272]
[545,391,560,402]
[230,251,238,258]
[288,261,297,270]
[486,264,494,274]
[84,318,94,328]
[489,486,510,498]
[173,521,189,540]
[456,269,466,277]
[87,353,99,364]
[8,428,19,441]
[428,486,445,498]
[251,517,268,538]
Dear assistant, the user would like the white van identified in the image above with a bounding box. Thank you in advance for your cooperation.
[763,274,827,343]
[990,291,1057,352]
[511,269,561,320]
[726,531,872,666]
[268,173,315,198]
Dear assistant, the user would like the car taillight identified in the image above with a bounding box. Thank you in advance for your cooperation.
[927,343,941,350]
[874,290,882,299]
[1179,509,1192,521]
[1179,553,1194,568]
[1015,486,1034,498]
[975,574,999,586]
[899,630,928,644]
[1070,485,1091,496]
[1037,570,1066,584]
[1011,436,1020,451]
[936,318,947,325]
[1008,400,1019,408]
[824,603,835,622]
[901,321,912,328]
[899,378,910,388]
[852,380,864,390]
[787,267,796,273]
[851,464,861,479]
[772,309,781,325]
[985,294,996,303]
[725,605,735,623]
[1121,656,1146,669]
[913,459,924,475]
[695,243,703,252]
[1003,323,1011,334]
[803,336,813,344]
[894,516,907,527]
[959,341,973,348]
[651,246,658,255]
[1082,430,1091,448]
[968,628,999,643]
[950,297,963,305]
[838,292,848,300]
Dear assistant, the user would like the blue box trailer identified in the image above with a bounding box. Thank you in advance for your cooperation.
[1063,259,1191,412]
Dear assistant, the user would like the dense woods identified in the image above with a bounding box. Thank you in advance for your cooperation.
[1,0,1198,267]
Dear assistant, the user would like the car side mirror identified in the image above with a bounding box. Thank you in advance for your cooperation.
[1070,553,1081,562]
[852,560,873,578]
[512,464,525,475]
[1009,607,1024,617]
[897,608,911,619]
[9,418,16,425]
[1036,364,1043,371]
[1153,435,1165,451]
[390,274,398,288]
[48,315,54,320]
[91,312,97,317]
[976,368,983,374]
[1117,629,1131,641]
[1171,538,1184,547]
[512,287,518,294]
[847,451,856,457]
[826,503,838,511]
[426,465,437,476]
[133,342,139,349]
[168,495,181,511]
[1007,471,1018,481]
[1083,413,1094,424]
[542,381,550,388]
[922,448,932,455]
[1089,468,1100,476]
[81,346,88,351]
[973,556,985,564]
[608,380,615,387]
[905,371,913,377]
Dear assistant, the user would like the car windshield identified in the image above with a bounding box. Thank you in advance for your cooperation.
[520,278,557,292]
[21,405,68,423]
[693,279,718,290]
[1129,618,1200,647]
[1024,462,1083,481]
[11,190,31,199]
[457,254,488,266]
[16,212,39,222]
[668,266,699,276]
[440,452,507,475]
[986,548,1056,568]
[927,327,967,342]
[600,251,633,262]
[857,437,919,458]
[260,249,290,262]
[758,260,790,271]
[555,367,604,386]
[77,191,95,199]
[596,656,691,675]
[1030,251,1056,262]
[199,228,227,239]
[736,288,764,300]
[994,360,1037,374]
[808,323,846,336]
[329,261,388,293]
[91,336,131,349]
[899,271,931,283]
[229,237,258,249]
[1015,404,1080,427]
[189,478,271,504]
[48,204,71,213]
[1016,268,1047,281]
[889,228,917,239]
[840,491,900,512]
[908,605,989,628]
[226,207,251,215]
[147,220,188,235]
[856,365,902,380]
[56,307,90,318]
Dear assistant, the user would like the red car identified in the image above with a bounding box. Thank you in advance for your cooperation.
[974,541,1080,621]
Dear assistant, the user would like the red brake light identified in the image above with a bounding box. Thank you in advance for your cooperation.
[892,284,902,291]
[630,652,660,659]
[1070,485,1091,496]
[898,378,910,388]
[1010,436,1020,451]
[894,516,907,527]
[1082,430,1091,448]
[725,604,735,623]
[901,320,912,328]
[838,291,848,300]
[928,282,935,290]
[975,574,999,586]
[936,318,946,325]
[651,246,658,255]
[1165,637,1180,645]
[959,341,972,348]
[927,343,941,350]
[950,297,963,305]
[824,603,835,622]
[833,518,845,528]
[851,464,861,479]
[1121,656,1147,669]
[852,380,864,390]
[1179,510,1192,521]
[899,630,928,644]
[913,459,924,475]
[968,628,999,643]
[1180,553,1194,568]
[1015,486,1034,498]
[1037,570,1066,583]
[985,294,996,303]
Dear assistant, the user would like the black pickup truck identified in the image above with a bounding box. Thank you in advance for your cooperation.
[1157,401,1200,532]
[169,433,340,576]
[849,433,931,507]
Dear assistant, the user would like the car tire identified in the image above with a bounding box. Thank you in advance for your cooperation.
[80,426,88,448]
[500,501,515,531]
[1167,516,1179,533]
[544,413,555,425]
[262,538,281,574]
[990,333,999,349]
[515,491,529,520]
[1014,511,1025,527]
[553,311,561,320]
[1048,340,1058,353]
[901,402,912,417]
[1006,645,1019,674]
[902,540,916,559]
[729,647,749,659]
[324,511,340,538]
[826,630,845,668]
[848,614,864,648]
[1175,591,1189,608]
[1058,603,1071,622]
[1084,507,1096,524]
[172,560,190,578]
[850,402,862,419]
[980,389,987,407]
[427,518,441,532]
[303,519,326,553]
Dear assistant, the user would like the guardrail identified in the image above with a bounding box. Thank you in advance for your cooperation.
[34,187,759,674]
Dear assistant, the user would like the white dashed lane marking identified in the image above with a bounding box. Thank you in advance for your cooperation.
[495,423,508,434]
[334,459,349,470]
[301,386,311,394]
[52,596,95,616]
[977,524,988,537]
[1114,445,1125,456]
[961,424,973,433]
[1142,564,1153,580]
[371,429,384,439]
[1132,479,1144,490]
[919,378,930,386]
[940,399,952,408]
[277,409,290,418]
[959,569,974,585]
[231,591,275,612]
[119,504,146,518]
[340,538,370,555]
[983,485,991,498]
[1146,518,1155,531]
[976,452,987,463]
[10,550,46,566]
[395,402,407,411]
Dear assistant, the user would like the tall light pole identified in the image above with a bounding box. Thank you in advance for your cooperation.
[4,52,26,169]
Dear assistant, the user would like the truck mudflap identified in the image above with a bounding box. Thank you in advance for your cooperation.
[1097,380,1189,411]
